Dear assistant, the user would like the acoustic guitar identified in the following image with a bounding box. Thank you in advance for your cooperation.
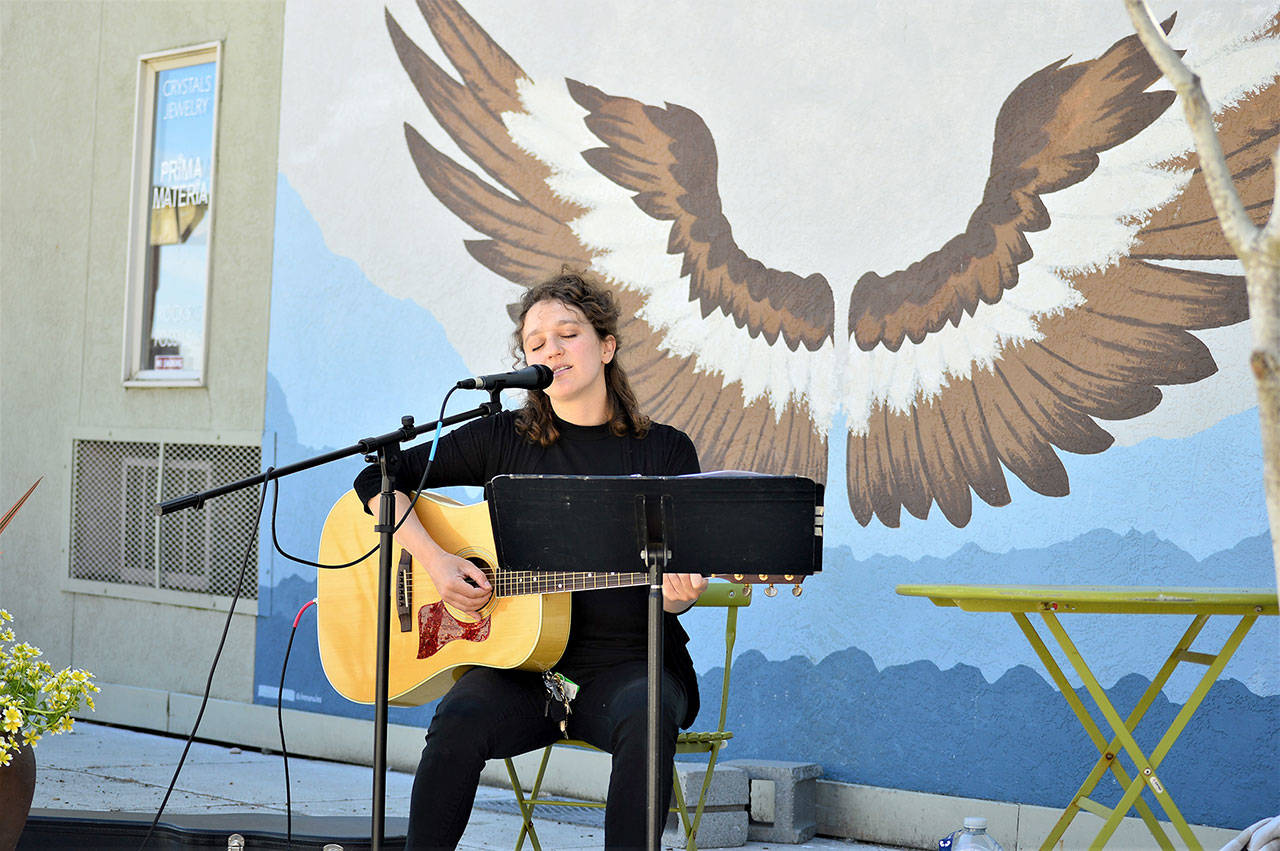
[315,489,802,706]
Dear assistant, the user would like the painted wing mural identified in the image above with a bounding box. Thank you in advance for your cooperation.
[844,14,1277,527]
[385,0,835,484]
[387,0,1277,526]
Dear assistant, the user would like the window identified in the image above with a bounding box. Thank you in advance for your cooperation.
[123,43,221,385]
[70,439,261,601]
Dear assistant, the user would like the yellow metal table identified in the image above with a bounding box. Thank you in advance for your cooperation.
[895,584,1278,851]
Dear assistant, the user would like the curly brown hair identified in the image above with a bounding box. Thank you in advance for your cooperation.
[511,270,651,446]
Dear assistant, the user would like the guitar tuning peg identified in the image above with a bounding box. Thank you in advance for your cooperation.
[742,585,752,597]
[792,584,802,597]
[764,584,777,598]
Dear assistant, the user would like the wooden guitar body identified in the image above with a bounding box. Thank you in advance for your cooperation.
[316,490,570,706]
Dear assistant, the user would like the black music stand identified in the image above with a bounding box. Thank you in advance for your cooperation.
[485,473,823,851]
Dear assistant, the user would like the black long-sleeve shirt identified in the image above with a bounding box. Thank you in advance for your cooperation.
[353,409,702,725]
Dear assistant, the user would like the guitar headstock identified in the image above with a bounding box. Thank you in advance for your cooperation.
[713,573,809,597]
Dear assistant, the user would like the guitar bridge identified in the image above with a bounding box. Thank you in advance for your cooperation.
[396,549,413,633]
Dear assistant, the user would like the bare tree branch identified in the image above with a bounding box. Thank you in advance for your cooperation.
[1124,0,1259,252]
[1123,0,1280,607]
[1264,145,1280,254]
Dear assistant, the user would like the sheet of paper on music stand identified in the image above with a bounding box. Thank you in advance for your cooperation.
[483,473,823,576]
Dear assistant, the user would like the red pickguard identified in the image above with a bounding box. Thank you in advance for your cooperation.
[417,601,491,659]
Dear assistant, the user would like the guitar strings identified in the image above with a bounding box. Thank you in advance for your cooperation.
[405,568,650,599]
[488,569,649,596]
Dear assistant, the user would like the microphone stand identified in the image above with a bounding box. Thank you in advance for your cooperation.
[156,390,506,851]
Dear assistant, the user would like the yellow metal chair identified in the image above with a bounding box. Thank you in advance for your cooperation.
[503,580,752,851]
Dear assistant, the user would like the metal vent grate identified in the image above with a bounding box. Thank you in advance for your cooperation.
[71,439,261,598]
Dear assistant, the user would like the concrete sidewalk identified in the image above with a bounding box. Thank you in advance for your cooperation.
[27,721,902,850]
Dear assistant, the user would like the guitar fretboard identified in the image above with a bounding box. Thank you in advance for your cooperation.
[493,570,651,596]
[403,569,652,599]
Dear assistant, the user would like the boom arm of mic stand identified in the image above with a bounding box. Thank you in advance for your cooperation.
[152,397,503,517]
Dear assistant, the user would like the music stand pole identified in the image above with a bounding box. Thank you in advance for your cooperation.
[645,534,664,851]
[643,494,675,851]
[484,474,822,851]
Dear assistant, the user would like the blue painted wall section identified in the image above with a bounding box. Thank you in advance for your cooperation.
[682,536,1277,828]
[255,175,469,727]
[695,651,1275,829]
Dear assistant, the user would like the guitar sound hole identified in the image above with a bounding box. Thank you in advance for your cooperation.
[466,557,496,590]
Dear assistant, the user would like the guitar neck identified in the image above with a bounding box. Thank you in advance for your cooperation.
[492,570,650,597]
[404,568,653,599]
[451,570,790,597]
[405,568,800,599]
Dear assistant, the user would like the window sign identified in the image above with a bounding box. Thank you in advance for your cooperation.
[124,45,220,384]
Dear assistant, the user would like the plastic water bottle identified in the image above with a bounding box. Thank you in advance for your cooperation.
[938,817,1004,851]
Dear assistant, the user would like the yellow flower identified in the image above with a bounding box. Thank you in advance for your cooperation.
[0,609,96,748]
[2,705,22,733]
[0,749,11,767]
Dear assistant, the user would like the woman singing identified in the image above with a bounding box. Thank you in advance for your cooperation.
[353,270,708,850]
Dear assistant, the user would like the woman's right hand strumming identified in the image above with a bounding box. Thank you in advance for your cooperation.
[423,550,493,613]
[369,492,493,613]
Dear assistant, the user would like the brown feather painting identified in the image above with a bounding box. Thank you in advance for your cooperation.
[369,0,1276,528]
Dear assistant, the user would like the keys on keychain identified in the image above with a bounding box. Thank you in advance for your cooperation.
[542,671,579,735]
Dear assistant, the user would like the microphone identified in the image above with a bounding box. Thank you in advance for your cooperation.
[456,364,554,391]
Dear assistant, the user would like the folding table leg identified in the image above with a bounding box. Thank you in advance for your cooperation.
[1038,612,1258,849]
[1086,614,1259,849]
[1143,615,1258,779]
[1013,614,1171,851]
[1041,612,1192,848]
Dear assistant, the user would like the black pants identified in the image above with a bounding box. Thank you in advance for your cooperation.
[405,661,688,851]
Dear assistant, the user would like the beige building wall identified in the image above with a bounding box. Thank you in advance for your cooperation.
[1,0,284,708]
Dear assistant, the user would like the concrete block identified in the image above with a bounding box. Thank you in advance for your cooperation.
[663,762,748,848]
[723,759,821,843]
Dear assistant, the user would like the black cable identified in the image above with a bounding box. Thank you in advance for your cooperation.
[269,387,458,570]
[138,389,465,850]
[278,597,317,847]
[138,467,273,851]
[255,388,459,844]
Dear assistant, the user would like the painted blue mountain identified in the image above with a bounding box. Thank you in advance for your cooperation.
[682,535,1278,705]
[254,171,474,715]
[681,535,1277,831]
[693,647,1276,830]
